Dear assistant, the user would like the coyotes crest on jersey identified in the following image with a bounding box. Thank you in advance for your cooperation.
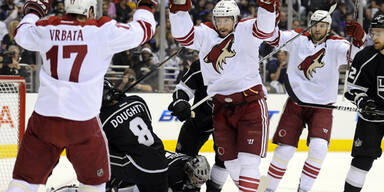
[298,48,326,80]
[204,34,236,74]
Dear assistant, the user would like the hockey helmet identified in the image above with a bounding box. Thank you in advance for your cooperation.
[102,79,121,106]
[184,155,211,188]
[64,0,97,17]
[212,0,240,27]
[310,10,332,28]
[371,14,384,29]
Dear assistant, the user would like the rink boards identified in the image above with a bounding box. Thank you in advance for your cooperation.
[1,93,382,158]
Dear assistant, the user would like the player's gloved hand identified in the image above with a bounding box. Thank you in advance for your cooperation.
[23,0,53,18]
[345,21,366,48]
[169,0,192,13]
[257,0,280,12]
[137,0,159,9]
[357,96,382,119]
[168,99,191,121]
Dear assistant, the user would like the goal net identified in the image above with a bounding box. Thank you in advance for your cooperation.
[0,76,26,191]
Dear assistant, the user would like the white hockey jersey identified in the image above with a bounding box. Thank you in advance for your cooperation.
[277,29,362,104]
[15,8,156,120]
[170,8,278,96]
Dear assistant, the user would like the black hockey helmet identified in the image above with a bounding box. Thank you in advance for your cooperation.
[102,79,122,106]
[371,14,384,29]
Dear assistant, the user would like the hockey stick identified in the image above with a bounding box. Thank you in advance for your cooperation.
[190,95,211,118]
[122,47,184,93]
[342,0,360,100]
[259,3,338,64]
[283,73,384,115]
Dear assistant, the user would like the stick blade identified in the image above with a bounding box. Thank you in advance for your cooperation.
[329,3,338,14]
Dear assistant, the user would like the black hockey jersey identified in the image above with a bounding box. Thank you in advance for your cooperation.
[176,60,213,128]
[99,95,165,161]
[345,46,384,121]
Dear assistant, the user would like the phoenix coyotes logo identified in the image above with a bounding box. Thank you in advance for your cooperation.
[204,34,236,74]
[298,48,326,80]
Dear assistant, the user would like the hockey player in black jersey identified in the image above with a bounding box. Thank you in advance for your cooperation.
[168,60,229,192]
[343,14,384,192]
[100,79,211,192]
[100,79,168,192]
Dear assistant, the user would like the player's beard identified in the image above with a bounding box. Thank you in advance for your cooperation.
[311,32,327,43]
[373,41,384,51]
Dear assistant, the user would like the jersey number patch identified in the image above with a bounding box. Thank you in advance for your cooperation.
[129,117,154,146]
[46,45,88,82]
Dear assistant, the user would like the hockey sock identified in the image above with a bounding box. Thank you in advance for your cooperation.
[224,158,241,187]
[209,164,229,188]
[7,179,39,192]
[344,156,374,191]
[238,152,261,192]
[266,144,296,191]
[299,138,328,191]
[79,182,106,192]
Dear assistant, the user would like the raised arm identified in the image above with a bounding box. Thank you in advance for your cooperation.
[14,0,54,51]
[107,3,157,54]
[252,0,280,41]
[169,0,205,51]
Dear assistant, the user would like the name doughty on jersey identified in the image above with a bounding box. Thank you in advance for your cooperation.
[109,103,146,128]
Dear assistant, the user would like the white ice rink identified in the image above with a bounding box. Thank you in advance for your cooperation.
[2,152,383,192]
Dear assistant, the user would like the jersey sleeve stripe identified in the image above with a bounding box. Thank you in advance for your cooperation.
[174,27,194,46]
[265,30,280,47]
[252,22,274,39]
[138,20,153,44]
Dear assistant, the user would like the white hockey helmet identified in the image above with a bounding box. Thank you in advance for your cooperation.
[184,155,211,188]
[310,10,332,28]
[212,0,241,26]
[64,0,97,17]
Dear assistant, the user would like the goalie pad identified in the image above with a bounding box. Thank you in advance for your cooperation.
[169,0,192,13]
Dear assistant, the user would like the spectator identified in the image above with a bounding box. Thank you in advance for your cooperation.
[363,7,373,32]
[279,11,288,30]
[132,47,159,91]
[1,20,19,50]
[115,0,133,23]
[0,45,28,80]
[266,50,288,93]
[374,2,384,17]
[115,68,153,92]
[292,19,301,30]
[0,21,7,49]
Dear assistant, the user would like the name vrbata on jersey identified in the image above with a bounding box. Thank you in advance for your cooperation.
[49,29,84,41]
[110,104,145,128]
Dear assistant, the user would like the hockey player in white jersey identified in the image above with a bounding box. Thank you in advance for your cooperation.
[259,10,366,192]
[7,0,157,191]
[169,0,280,191]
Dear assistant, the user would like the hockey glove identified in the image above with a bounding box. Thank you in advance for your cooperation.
[137,0,159,9]
[357,96,381,119]
[23,0,53,18]
[168,99,191,121]
[169,0,192,13]
[257,0,280,13]
[345,21,366,48]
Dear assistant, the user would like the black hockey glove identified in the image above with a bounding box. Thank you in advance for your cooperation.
[357,96,384,120]
[168,99,191,121]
